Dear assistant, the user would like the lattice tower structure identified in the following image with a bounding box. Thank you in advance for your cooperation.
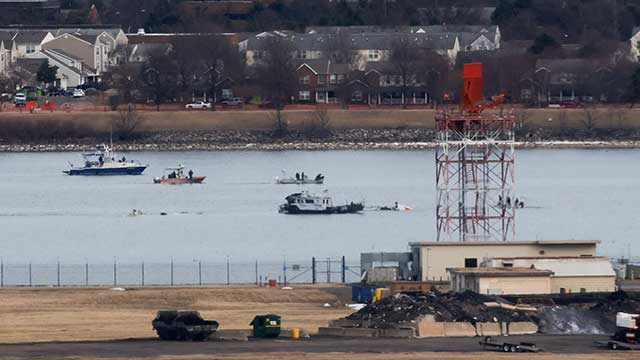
[435,63,515,241]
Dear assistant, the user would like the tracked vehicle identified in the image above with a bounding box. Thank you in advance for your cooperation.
[152,310,219,341]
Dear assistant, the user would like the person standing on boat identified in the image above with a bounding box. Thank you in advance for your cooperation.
[188,169,193,179]
[296,173,300,180]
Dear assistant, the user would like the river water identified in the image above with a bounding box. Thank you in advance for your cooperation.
[0,149,638,268]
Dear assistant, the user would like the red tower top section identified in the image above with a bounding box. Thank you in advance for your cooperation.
[462,63,483,113]
[460,63,505,114]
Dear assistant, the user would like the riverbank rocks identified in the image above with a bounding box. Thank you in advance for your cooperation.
[1,128,640,151]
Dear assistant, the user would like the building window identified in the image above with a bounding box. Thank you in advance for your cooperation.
[222,88,232,99]
[337,74,345,84]
[299,91,310,101]
[329,74,337,85]
[318,75,326,85]
[299,75,310,85]
[26,44,35,54]
[295,50,307,59]
[368,50,379,60]
[464,258,478,268]
[352,90,363,102]
[253,51,265,60]
[104,47,108,55]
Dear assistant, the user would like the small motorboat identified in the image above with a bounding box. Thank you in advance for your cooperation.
[63,144,147,175]
[153,166,206,184]
[279,191,363,214]
[275,170,324,185]
[379,202,413,211]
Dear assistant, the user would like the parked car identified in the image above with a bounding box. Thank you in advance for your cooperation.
[185,101,212,110]
[221,97,244,105]
[13,93,26,104]
[64,88,75,97]
[47,87,64,96]
[559,100,582,108]
[257,101,276,109]
[72,89,85,98]
[84,87,99,96]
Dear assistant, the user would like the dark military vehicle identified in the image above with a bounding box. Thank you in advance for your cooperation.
[152,310,219,341]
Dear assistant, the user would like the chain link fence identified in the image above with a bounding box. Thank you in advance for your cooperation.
[0,257,361,287]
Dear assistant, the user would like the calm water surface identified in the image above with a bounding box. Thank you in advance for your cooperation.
[0,149,638,263]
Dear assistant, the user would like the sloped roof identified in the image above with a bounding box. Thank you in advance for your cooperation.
[127,43,172,60]
[12,30,50,44]
[0,31,16,42]
[535,58,612,73]
[306,25,498,36]
[46,48,82,61]
[297,59,350,75]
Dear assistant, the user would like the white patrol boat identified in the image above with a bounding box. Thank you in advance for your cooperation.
[63,144,147,175]
[279,191,364,214]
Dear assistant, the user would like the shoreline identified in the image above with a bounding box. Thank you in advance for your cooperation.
[2,140,640,152]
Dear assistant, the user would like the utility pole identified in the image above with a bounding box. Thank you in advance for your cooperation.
[311,257,316,284]
[283,257,287,286]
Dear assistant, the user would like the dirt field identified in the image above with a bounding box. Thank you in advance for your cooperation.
[0,286,633,359]
[0,285,352,344]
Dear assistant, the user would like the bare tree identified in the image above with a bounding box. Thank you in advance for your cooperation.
[255,36,297,136]
[103,63,142,109]
[582,108,598,131]
[416,49,449,106]
[326,32,361,67]
[197,35,239,111]
[390,36,421,108]
[303,108,332,139]
[171,37,200,102]
[143,48,178,111]
[115,106,141,140]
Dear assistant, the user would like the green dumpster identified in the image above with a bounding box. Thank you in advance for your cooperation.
[250,314,281,338]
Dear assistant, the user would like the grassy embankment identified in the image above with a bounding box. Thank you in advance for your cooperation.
[0,108,637,140]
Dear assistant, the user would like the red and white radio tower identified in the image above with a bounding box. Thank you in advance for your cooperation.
[436,63,515,241]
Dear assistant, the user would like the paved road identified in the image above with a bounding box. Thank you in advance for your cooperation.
[0,335,612,358]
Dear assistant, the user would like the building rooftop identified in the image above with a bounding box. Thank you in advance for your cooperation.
[410,240,601,247]
[448,267,554,277]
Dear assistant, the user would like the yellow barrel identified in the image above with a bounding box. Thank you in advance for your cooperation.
[292,327,300,339]
[374,288,384,302]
